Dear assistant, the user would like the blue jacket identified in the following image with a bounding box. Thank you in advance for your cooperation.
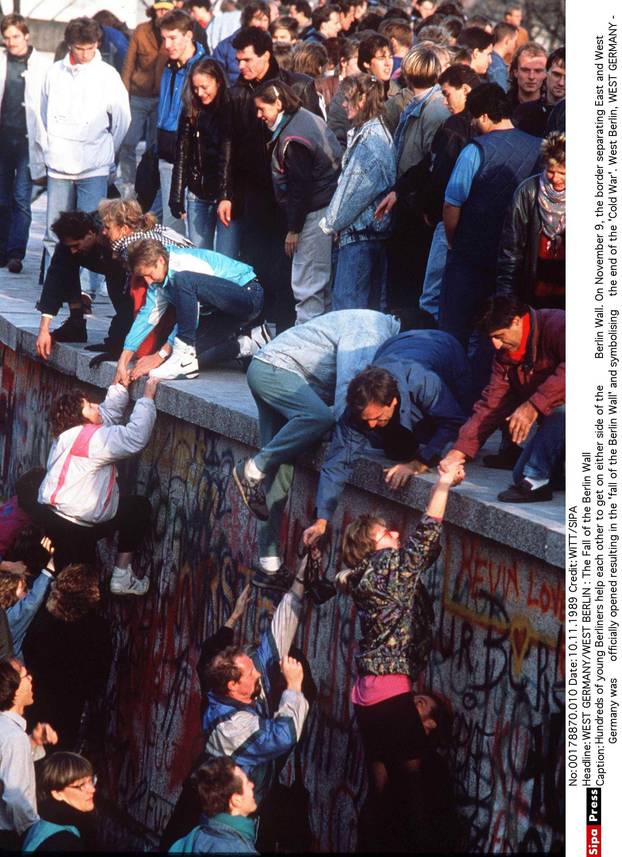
[170,814,257,853]
[322,117,396,247]
[202,593,308,807]
[488,51,510,91]
[6,571,51,662]
[212,30,240,86]
[22,820,79,851]
[157,43,206,133]
[315,330,471,519]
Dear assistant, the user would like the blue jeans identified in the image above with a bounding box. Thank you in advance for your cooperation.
[419,221,448,320]
[118,95,159,187]
[173,271,263,348]
[159,160,185,233]
[186,192,242,257]
[248,359,335,559]
[0,137,32,261]
[513,406,565,484]
[43,174,109,278]
[332,239,388,311]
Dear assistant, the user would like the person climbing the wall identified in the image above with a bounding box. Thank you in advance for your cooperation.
[337,456,463,851]
[23,377,160,596]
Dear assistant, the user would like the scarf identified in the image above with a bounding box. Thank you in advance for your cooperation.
[111,225,192,260]
[537,171,565,241]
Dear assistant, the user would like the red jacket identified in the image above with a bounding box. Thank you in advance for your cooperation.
[454,308,565,459]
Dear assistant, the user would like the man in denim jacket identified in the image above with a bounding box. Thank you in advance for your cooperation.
[233,309,400,589]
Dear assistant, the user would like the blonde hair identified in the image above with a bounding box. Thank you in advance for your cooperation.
[127,238,169,272]
[401,43,443,88]
[98,199,157,233]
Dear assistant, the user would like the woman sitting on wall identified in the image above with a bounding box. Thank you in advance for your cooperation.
[338,457,463,851]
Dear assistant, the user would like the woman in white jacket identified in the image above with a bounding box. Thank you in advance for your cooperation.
[30,378,159,596]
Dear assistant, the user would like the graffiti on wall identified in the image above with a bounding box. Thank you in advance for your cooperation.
[0,345,564,853]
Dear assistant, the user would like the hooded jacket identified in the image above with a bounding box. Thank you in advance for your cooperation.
[0,46,48,180]
[41,50,130,179]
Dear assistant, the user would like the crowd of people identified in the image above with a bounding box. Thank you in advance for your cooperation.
[0,0,565,851]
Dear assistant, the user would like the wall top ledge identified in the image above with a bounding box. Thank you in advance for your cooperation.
[0,272,564,570]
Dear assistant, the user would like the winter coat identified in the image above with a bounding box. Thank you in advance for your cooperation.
[156,43,206,162]
[219,56,322,202]
[169,814,257,854]
[212,29,242,85]
[322,117,396,247]
[38,385,156,525]
[41,50,130,178]
[121,20,167,98]
[0,47,48,179]
[454,308,565,459]
[270,107,341,229]
[496,173,565,304]
[170,102,230,217]
[393,84,450,177]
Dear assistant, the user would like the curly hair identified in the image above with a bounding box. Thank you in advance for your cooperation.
[341,514,386,569]
[0,570,29,610]
[98,199,157,233]
[49,390,87,437]
[46,564,101,622]
[5,523,48,575]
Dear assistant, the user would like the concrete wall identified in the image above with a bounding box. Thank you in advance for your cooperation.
[0,341,564,853]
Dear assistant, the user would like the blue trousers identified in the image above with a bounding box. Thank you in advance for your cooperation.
[0,136,32,262]
[514,406,565,484]
[186,192,242,258]
[332,238,388,311]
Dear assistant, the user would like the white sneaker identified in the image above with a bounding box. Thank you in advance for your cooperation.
[110,568,150,596]
[249,323,272,353]
[149,337,198,380]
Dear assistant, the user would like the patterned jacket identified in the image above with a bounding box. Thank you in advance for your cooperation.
[350,516,442,678]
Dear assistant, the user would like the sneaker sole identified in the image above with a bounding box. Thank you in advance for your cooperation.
[110,582,149,595]
[150,371,199,380]
[232,466,269,521]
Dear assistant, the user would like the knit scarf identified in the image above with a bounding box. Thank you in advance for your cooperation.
[537,171,565,241]
[111,225,192,260]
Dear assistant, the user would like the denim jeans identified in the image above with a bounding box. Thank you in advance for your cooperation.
[118,95,159,187]
[513,406,565,484]
[438,251,496,396]
[186,192,242,257]
[43,174,109,284]
[0,136,32,262]
[332,238,388,311]
[172,271,263,347]
[159,159,185,233]
[419,221,448,321]
[248,358,335,559]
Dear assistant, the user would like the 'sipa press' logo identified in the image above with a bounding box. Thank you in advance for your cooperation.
[586,788,601,857]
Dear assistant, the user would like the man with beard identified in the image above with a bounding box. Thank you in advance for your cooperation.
[201,572,308,809]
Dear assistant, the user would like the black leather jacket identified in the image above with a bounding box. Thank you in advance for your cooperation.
[219,56,322,205]
[169,104,228,218]
[496,173,565,302]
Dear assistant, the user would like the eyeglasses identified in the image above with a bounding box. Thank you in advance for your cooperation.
[67,775,97,792]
